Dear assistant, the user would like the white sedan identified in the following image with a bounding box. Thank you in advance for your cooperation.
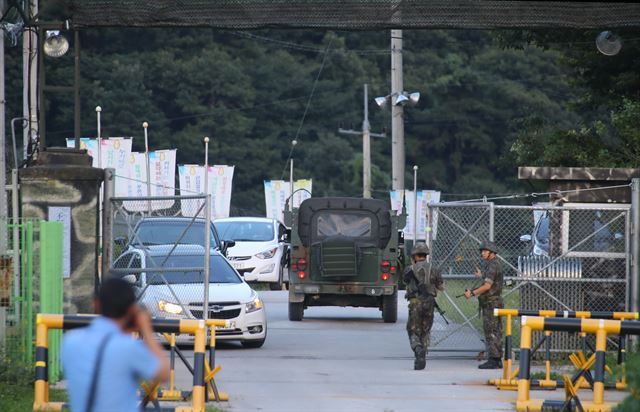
[113,244,267,348]
[214,217,289,290]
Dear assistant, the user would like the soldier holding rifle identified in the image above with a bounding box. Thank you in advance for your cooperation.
[403,242,444,370]
[463,241,504,369]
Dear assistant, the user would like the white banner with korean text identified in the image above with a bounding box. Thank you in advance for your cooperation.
[178,165,234,219]
[390,190,441,240]
[264,179,312,223]
[67,137,133,197]
[123,150,177,211]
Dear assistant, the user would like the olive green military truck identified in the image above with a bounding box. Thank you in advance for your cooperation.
[284,197,406,322]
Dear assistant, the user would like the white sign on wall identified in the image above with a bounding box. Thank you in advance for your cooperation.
[48,207,71,278]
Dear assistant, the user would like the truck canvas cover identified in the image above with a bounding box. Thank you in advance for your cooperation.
[297,197,392,250]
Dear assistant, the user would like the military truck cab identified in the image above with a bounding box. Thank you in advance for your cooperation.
[285,197,405,323]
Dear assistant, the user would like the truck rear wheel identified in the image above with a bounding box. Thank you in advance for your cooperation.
[382,290,398,323]
[289,301,304,321]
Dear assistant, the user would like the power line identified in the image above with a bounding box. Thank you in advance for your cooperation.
[280,36,334,180]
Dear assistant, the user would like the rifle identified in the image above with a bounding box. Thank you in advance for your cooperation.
[434,300,449,325]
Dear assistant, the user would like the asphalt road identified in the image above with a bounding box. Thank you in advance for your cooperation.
[173,290,628,412]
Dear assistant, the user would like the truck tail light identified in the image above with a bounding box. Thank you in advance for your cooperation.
[297,258,307,270]
[381,260,391,270]
[381,272,390,281]
[390,266,397,273]
[297,271,305,279]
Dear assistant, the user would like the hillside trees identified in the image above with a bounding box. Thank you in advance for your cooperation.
[5,27,581,213]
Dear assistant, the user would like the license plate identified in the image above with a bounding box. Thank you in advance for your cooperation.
[217,321,236,330]
[232,262,244,270]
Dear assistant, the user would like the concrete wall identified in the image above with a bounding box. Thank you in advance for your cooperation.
[19,150,103,314]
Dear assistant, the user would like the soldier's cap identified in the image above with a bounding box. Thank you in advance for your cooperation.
[411,242,429,256]
[478,241,498,254]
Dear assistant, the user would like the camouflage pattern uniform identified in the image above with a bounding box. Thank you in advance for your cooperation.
[404,260,444,369]
[478,258,504,360]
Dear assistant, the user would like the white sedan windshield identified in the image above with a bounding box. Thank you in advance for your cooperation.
[215,221,274,242]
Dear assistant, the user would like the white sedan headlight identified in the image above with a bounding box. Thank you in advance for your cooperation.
[158,300,184,315]
[245,297,264,313]
[255,247,277,259]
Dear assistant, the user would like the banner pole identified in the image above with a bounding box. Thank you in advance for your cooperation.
[203,137,211,322]
[96,106,102,168]
[143,122,151,213]
[413,165,418,243]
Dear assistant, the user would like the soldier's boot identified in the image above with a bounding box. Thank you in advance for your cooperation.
[478,357,502,369]
[414,346,426,370]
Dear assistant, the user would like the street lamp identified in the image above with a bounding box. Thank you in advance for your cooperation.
[374,91,420,108]
[374,90,420,191]
[596,31,622,56]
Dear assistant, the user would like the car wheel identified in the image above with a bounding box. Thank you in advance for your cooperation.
[269,264,284,291]
[288,301,304,321]
[382,289,398,323]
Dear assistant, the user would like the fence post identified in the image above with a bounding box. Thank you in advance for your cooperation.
[39,220,63,384]
[102,168,115,280]
[22,221,33,365]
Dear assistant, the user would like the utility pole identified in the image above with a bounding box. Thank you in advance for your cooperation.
[391,29,405,191]
[338,84,385,198]
[0,0,7,249]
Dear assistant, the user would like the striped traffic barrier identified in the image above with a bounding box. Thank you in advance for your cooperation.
[158,321,228,403]
[516,316,640,412]
[490,309,636,390]
[32,314,229,412]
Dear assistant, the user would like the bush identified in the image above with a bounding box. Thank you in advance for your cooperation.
[615,353,640,411]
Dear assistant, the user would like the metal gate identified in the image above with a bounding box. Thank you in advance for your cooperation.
[428,202,631,352]
[107,194,214,329]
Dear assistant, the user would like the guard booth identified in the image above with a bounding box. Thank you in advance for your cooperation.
[518,167,639,351]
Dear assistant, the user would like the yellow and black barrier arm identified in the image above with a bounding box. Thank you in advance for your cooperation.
[515,316,640,412]
[493,309,635,391]
[33,314,220,412]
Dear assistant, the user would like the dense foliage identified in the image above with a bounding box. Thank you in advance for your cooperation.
[4,27,638,215]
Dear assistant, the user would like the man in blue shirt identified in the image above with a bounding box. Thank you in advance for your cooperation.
[62,278,169,412]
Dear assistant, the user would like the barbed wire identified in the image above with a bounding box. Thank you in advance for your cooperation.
[440,183,634,204]
[370,182,634,204]
[113,173,202,195]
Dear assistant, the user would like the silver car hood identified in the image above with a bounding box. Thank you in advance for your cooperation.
[139,281,255,309]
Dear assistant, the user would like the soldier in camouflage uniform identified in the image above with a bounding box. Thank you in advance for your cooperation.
[464,241,504,369]
[404,242,444,370]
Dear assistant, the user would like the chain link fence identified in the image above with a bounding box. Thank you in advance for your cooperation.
[0,217,41,367]
[429,202,631,353]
